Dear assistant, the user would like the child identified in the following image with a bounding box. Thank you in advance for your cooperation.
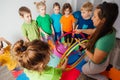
[0,37,17,71]
[60,3,75,46]
[51,2,62,42]
[12,39,67,80]
[18,6,40,42]
[73,1,95,39]
[34,1,54,42]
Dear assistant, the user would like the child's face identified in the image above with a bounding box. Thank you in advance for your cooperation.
[53,6,60,14]
[64,8,70,15]
[81,9,92,20]
[23,13,32,23]
[38,6,46,15]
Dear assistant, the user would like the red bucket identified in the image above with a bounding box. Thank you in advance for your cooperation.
[60,65,80,80]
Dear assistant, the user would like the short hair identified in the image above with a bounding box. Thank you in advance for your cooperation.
[81,1,93,11]
[18,6,31,17]
[62,3,72,15]
[34,1,46,9]
[53,2,60,9]
[12,39,50,72]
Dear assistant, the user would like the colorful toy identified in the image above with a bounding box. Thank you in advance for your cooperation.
[58,39,88,70]
[53,32,75,58]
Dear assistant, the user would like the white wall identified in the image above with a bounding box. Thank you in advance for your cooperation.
[0,0,67,44]
[0,0,120,44]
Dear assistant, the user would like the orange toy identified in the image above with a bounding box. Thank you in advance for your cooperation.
[102,68,120,80]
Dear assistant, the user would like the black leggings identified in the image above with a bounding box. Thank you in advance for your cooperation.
[63,31,72,43]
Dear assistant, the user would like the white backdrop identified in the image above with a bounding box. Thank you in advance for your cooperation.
[0,0,120,44]
[0,0,67,43]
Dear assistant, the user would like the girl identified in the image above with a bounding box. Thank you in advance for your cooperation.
[60,3,75,47]
[12,39,67,80]
[34,1,54,42]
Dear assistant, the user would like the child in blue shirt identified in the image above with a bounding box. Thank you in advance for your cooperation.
[73,2,95,39]
[51,2,62,42]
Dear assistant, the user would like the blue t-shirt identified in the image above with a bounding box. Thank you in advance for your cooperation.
[73,11,95,29]
[51,13,62,32]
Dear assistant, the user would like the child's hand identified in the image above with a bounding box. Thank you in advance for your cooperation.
[75,29,82,34]
[61,31,63,35]
[59,58,68,71]
[75,38,87,49]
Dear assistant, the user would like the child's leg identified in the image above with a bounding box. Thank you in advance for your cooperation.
[40,32,48,42]
[63,32,67,43]
[68,33,72,43]
[57,32,61,42]
[54,32,57,42]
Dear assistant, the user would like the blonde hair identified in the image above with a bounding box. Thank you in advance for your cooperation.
[34,1,46,9]
[18,6,31,17]
[12,40,50,72]
[81,1,93,11]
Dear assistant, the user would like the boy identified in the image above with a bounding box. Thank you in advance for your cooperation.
[51,2,62,42]
[73,2,95,39]
[19,6,40,42]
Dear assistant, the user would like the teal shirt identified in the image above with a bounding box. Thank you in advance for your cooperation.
[36,14,52,35]
[22,20,39,41]
[94,31,116,63]
[24,66,62,80]
[51,13,62,32]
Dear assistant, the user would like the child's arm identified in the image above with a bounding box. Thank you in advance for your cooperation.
[24,37,30,42]
[57,58,68,71]
[72,23,75,31]
[38,28,41,40]
[76,28,96,35]
[0,37,11,46]
[61,24,63,35]
[51,25,54,35]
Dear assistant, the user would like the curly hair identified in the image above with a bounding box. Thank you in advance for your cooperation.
[62,3,72,15]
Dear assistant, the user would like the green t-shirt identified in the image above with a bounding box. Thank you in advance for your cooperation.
[94,31,116,63]
[22,20,39,41]
[24,66,62,80]
[36,14,52,35]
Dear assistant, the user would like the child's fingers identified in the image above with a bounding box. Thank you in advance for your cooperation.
[62,58,68,68]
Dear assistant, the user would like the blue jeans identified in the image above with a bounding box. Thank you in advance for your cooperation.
[54,32,61,42]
